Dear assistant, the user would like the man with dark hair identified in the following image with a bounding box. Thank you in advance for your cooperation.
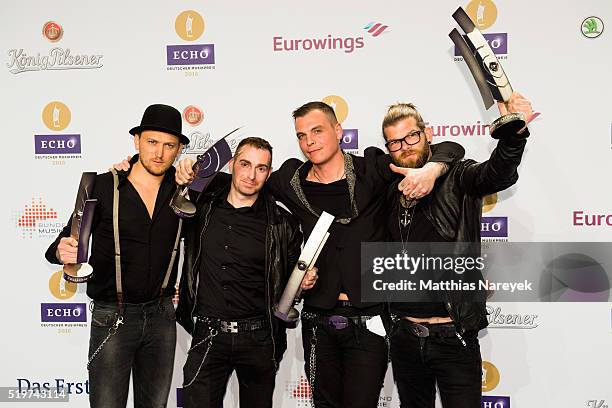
[189,102,466,408]
[264,101,464,408]
[383,93,533,408]
[175,137,311,408]
[46,104,187,408]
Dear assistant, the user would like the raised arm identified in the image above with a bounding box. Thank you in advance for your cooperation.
[460,92,533,196]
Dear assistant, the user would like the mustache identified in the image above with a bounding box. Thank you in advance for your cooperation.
[394,145,430,168]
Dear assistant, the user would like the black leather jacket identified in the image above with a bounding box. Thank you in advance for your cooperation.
[176,177,303,362]
[390,127,529,334]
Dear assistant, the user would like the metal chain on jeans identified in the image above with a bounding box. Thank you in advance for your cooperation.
[270,329,278,373]
[385,333,391,363]
[308,326,317,408]
[385,313,401,365]
[182,329,219,388]
[86,314,124,370]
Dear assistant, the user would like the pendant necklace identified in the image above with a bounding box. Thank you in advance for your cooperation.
[398,195,418,255]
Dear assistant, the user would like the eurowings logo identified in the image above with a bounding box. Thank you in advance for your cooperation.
[429,121,490,137]
[363,22,389,37]
[273,23,387,54]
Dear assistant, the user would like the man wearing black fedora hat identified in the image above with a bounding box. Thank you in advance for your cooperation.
[46,104,188,408]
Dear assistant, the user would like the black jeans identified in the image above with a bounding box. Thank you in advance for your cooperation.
[301,316,388,408]
[390,319,482,408]
[182,320,285,408]
[88,297,177,408]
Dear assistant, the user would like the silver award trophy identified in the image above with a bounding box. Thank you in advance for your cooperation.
[63,172,97,283]
[274,211,335,322]
[170,127,240,218]
[449,7,527,138]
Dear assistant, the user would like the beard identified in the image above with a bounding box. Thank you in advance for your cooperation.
[140,156,172,176]
[392,141,430,169]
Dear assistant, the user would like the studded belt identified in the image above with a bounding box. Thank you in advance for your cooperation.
[302,311,375,330]
[196,316,268,333]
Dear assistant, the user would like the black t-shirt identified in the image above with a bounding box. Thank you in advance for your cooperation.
[268,149,391,312]
[302,179,352,219]
[267,143,464,312]
[388,197,446,243]
[388,195,450,317]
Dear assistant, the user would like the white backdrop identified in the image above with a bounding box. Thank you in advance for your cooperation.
[1,1,611,407]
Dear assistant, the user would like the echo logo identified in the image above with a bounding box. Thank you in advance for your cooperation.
[40,303,87,322]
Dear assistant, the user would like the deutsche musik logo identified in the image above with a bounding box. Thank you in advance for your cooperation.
[14,197,61,239]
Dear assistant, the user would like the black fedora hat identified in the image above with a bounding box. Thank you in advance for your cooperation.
[129,104,190,145]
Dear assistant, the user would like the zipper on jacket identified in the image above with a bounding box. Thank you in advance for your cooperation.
[265,202,277,371]
[190,203,215,326]
[445,301,467,348]
[455,331,467,347]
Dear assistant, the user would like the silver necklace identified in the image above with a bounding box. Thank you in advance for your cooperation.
[398,196,418,255]
[312,168,345,183]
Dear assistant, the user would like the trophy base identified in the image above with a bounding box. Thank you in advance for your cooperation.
[490,113,527,139]
[273,307,300,324]
[63,263,93,284]
[170,198,197,218]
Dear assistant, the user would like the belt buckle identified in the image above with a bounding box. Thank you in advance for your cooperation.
[301,311,316,321]
[409,323,430,338]
[337,300,353,308]
[221,321,238,333]
[328,315,349,330]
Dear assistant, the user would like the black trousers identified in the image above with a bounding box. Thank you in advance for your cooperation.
[390,319,482,408]
[301,317,388,408]
[182,321,284,408]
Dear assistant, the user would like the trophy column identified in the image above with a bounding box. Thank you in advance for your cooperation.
[63,172,97,283]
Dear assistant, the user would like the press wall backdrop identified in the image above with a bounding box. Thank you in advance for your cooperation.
[1,1,611,407]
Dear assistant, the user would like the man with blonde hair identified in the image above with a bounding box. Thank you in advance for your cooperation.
[383,92,533,408]
[47,104,188,408]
